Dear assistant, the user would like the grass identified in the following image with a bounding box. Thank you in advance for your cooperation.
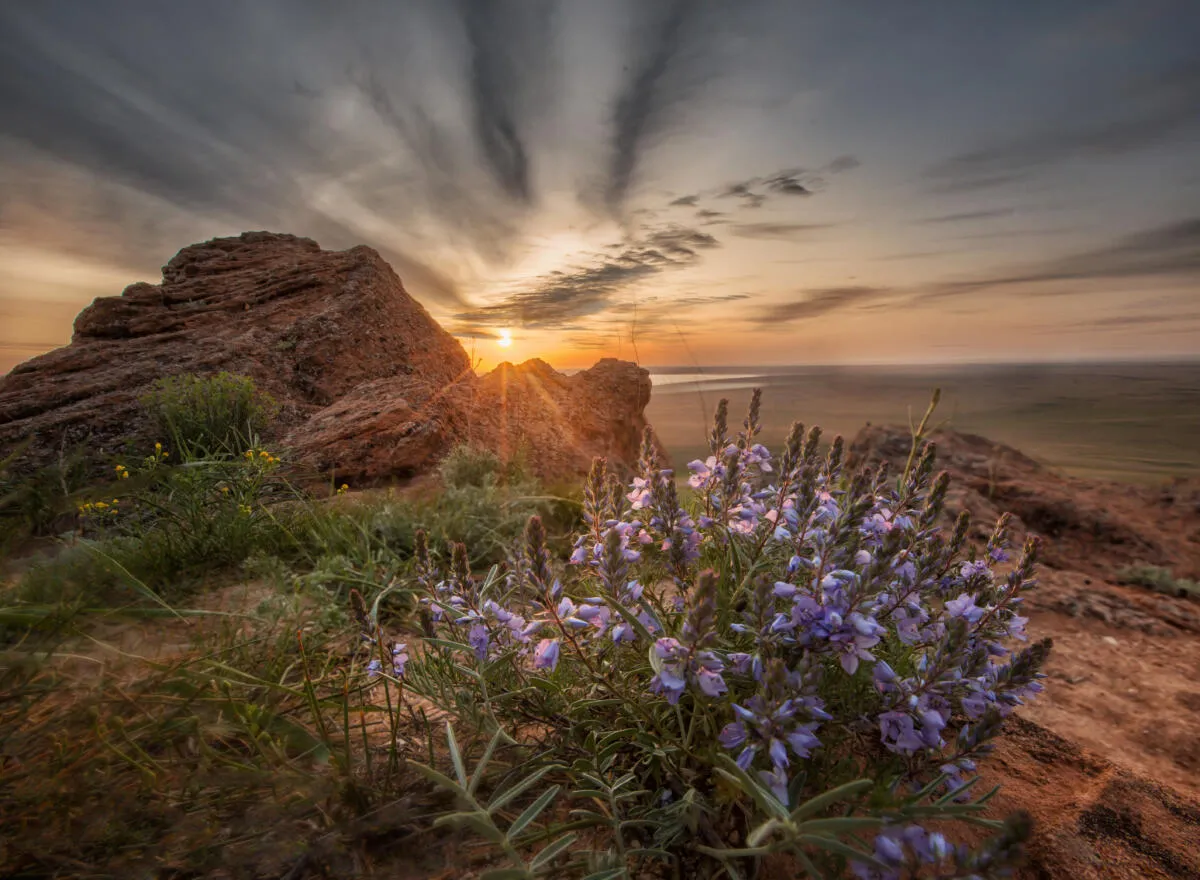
[0,434,576,876]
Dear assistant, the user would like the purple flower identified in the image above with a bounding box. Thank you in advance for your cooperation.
[533,638,561,671]
[879,711,925,754]
[468,624,490,660]
[687,456,718,489]
[758,766,790,805]
[719,722,747,750]
[773,581,798,599]
[945,592,984,623]
[391,643,409,677]
[695,655,727,697]
[960,559,991,579]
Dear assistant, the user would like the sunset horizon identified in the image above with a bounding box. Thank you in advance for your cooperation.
[2,1,1198,376]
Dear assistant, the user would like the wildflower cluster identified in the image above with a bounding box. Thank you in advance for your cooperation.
[77,498,121,519]
[243,448,280,467]
[404,391,1049,878]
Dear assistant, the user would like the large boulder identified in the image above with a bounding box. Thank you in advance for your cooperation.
[0,232,655,482]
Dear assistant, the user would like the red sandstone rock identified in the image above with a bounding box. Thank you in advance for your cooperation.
[0,232,655,482]
[848,424,1200,582]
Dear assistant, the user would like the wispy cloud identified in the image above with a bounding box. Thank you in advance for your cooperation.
[754,286,889,325]
[603,0,725,213]
[731,222,835,241]
[458,0,555,204]
[763,170,814,196]
[918,208,1015,224]
[927,62,1200,191]
[919,217,1200,299]
[455,225,720,328]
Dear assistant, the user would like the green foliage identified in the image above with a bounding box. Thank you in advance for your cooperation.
[139,371,279,457]
[0,444,92,546]
[14,444,294,606]
[1115,563,1200,600]
[0,579,435,876]
[440,443,523,490]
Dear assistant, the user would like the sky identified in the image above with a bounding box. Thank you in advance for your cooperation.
[1,0,1198,374]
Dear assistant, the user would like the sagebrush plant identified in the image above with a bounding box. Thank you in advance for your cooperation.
[139,371,279,457]
[1114,563,1200,600]
[398,390,1049,879]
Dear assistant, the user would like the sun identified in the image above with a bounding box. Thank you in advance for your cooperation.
[497,329,513,348]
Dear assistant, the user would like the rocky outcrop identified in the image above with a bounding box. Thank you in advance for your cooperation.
[848,424,1200,582]
[0,232,655,482]
[983,716,1200,880]
[286,357,655,484]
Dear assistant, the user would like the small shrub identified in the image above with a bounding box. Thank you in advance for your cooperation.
[1115,563,1200,600]
[139,372,278,457]
[397,390,1047,877]
[16,442,295,604]
[0,446,92,545]
[438,443,531,490]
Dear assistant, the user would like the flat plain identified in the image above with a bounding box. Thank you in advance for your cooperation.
[646,361,1200,483]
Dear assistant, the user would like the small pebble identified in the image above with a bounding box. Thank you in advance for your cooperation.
[1102,636,1119,647]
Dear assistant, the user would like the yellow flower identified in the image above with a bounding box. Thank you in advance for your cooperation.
[220,485,230,494]
[336,483,349,495]
[94,501,108,510]
[155,442,162,451]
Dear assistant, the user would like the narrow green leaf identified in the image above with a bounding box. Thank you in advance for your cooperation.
[798,835,885,869]
[507,785,561,839]
[791,847,825,880]
[581,868,627,880]
[975,783,1001,805]
[610,772,637,790]
[488,764,558,814]
[625,848,673,862]
[936,776,980,805]
[796,817,886,835]
[789,778,873,821]
[407,760,469,799]
[529,832,578,871]
[715,755,790,821]
[445,722,468,788]
[435,810,506,844]
[570,789,610,801]
[694,843,776,859]
[469,729,505,795]
[910,771,949,802]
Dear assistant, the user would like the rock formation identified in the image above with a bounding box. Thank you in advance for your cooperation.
[0,232,655,481]
[848,424,1200,583]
